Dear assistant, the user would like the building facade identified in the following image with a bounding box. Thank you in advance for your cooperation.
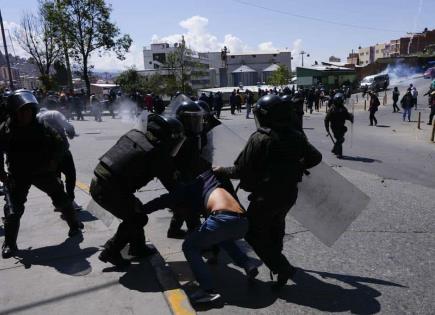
[206,51,292,87]
[142,40,211,90]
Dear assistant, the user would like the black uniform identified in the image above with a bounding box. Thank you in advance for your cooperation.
[324,103,353,158]
[90,125,181,266]
[217,126,321,287]
[1,91,83,258]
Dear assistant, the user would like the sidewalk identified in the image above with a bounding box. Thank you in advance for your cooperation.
[0,186,176,315]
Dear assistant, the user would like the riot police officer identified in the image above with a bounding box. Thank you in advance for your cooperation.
[324,93,354,159]
[0,90,83,258]
[90,114,185,267]
[215,94,322,289]
[166,99,213,238]
[281,92,304,132]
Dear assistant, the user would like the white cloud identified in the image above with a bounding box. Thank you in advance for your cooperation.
[89,43,144,72]
[151,15,301,57]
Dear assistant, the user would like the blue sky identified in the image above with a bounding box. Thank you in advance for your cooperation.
[3,0,435,71]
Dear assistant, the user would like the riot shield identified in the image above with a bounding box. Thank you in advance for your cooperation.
[165,94,194,118]
[292,162,369,246]
[209,122,370,247]
[86,199,116,228]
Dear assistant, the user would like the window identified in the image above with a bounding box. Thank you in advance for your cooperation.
[252,55,256,58]
[273,54,277,57]
[149,61,152,64]
[231,56,235,59]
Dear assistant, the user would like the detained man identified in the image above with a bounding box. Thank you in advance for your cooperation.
[143,169,261,304]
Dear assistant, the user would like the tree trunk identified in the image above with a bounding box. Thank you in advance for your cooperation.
[82,57,90,97]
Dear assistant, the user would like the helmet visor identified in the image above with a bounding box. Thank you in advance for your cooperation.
[179,111,205,134]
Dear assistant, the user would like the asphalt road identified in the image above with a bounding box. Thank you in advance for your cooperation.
[1,75,434,315]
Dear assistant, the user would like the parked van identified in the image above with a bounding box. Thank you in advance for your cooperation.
[359,74,390,91]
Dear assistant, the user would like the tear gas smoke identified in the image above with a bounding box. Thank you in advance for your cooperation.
[380,62,423,85]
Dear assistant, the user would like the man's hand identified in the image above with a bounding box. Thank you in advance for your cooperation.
[212,166,223,173]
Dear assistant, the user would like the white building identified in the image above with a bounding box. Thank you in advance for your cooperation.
[206,51,292,87]
[142,40,211,90]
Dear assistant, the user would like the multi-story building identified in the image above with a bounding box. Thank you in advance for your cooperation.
[205,50,292,87]
[346,52,359,65]
[374,43,391,61]
[0,66,20,82]
[142,39,211,91]
[358,46,375,65]
[329,56,341,62]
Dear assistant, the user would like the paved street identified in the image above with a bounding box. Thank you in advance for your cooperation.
[1,77,434,315]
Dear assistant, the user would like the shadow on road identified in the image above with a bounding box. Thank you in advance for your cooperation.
[340,156,382,163]
[175,259,405,313]
[278,269,406,314]
[118,260,163,293]
[14,234,98,276]
[375,125,391,128]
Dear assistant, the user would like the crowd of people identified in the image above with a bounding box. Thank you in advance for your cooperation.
[0,76,433,307]
[0,87,321,305]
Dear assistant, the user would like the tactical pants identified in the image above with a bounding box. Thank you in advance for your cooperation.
[58,150,76,201]
[332,129,346,157]
[3,173,81,248]
[90,177,149,253]
[245,189,298,275]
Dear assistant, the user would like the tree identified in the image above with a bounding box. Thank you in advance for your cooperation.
[163,36,206,95]
[115,67,145,94]
[267,64,291,89]
[55,0,132,95]
[53,60,69,87]
[115,67,166,96]
[14,0,62,91]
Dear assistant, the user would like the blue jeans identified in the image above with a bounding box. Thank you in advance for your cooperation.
[403,107,412,121]
[182,213,251,290]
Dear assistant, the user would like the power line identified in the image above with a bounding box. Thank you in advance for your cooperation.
[233,0,407,33]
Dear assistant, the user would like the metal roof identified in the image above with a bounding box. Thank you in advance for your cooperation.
[262,64,280,72]
[232,65,257,73]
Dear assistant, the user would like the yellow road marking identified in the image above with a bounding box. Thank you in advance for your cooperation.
[76,181,90,193]
[75,180,196,314]
[164,289,196,315]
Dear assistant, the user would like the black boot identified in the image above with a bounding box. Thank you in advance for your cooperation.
[2,217,20,259]
[60,206,84,237]
[272,266,297,291]
[128,231,157,258]
[99,249,130,267]
[99,237,130,267]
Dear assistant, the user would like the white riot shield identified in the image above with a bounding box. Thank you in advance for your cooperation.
[210,122,370,247]
[86,199,117,228]
[292,162,369,246]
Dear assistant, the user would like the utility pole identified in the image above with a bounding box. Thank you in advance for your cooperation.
[300,50,310,67]
[0,9,14,90]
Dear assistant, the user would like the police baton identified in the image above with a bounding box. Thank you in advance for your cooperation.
[326,131,336,144]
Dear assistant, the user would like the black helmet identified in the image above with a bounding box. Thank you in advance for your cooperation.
[147,114,186,157]
[194,100,221,133]
[6,89,39,115]
[333,93,345,107]
[253,94,292,129]
[175,100,205,135]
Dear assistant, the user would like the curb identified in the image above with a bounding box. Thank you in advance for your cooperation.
[75,180,196,315]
